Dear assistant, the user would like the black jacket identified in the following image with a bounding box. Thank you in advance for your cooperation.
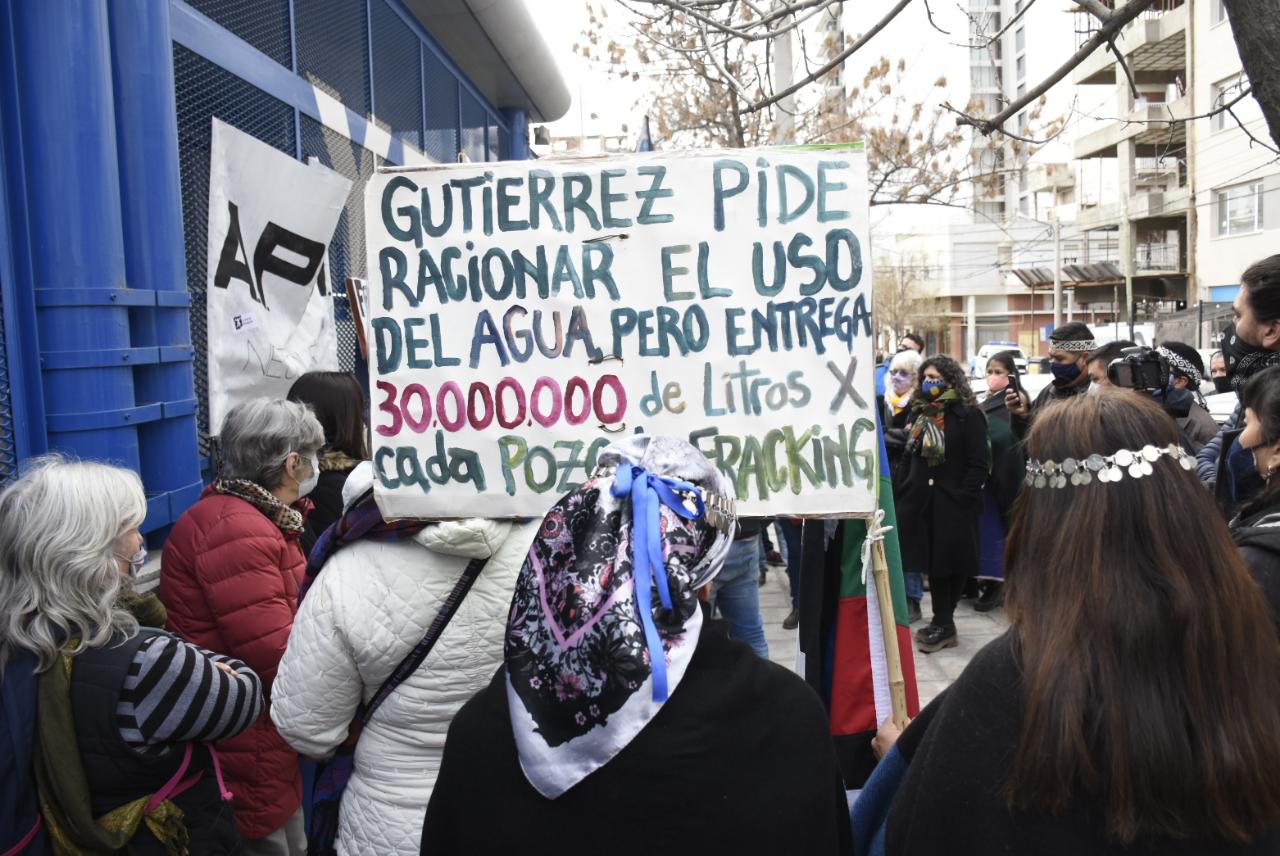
[1231,503,1280,631]
[887,634,1280,855]
[301,466,357,555]
[893,402,990,578]
[422,623,852,855]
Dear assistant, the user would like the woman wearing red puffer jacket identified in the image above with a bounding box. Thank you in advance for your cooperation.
[162,398,324,854]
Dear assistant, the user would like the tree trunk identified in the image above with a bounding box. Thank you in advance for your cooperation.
[1223,0,1280,150]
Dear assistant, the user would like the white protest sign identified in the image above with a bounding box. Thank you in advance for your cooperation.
[205,118,353,433]
[364,146,876,519]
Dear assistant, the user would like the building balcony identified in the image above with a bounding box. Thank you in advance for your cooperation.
[1028,163,1074,193]
[1128,185,1190,219]
[1074,1,1187,86]
[1134,241,1183,273]
[1076,202,1122,232]
[1074,186,1190,233]
[1074,96,1189,159]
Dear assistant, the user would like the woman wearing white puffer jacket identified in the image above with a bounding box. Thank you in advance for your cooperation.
[271,462,539,856]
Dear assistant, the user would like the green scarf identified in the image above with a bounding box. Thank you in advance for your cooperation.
[908,389,961,467]
[34,645,191,855]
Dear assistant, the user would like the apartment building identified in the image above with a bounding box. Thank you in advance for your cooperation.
[1193,0,1280,302]
[1066,0,1278,322]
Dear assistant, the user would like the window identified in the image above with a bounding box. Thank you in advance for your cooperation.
[1212,74,1247,132]
[1017,82,1026,98]
[1016,55,1026,81]
[1216,182,1264,236]
[1015,27,1025,53]
[971,65,1000,90]
[1211,0,1227,24]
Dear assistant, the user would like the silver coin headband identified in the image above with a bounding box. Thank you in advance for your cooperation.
[1155,346,1202,384]
[1050,338,1098,353]
[1024,443,1195,488]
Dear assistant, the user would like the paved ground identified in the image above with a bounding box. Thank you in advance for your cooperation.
[758,560,1009,708]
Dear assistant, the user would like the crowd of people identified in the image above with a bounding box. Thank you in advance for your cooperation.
[2,256,1280,854]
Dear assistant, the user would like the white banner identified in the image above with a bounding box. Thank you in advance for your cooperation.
[205,118,353,433]
[365,147,876,519]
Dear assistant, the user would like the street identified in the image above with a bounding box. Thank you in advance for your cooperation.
[760,559,1010,707]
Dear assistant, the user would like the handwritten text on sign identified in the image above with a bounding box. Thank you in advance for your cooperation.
[365,148,876,519]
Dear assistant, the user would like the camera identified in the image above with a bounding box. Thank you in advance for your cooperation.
[1107,347,1171,391]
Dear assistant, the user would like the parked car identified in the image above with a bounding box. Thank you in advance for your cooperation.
[970,342,1028,378]
[1205,391,1238,425]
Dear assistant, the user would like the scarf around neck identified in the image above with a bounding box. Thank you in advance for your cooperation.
[212,479,306,534]
[886,387,912,414]
[908,389,960,466]
[504,435,735,799]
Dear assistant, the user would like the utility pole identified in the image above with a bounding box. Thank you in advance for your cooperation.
[1052,216,1063,330]
[772,18,795,144]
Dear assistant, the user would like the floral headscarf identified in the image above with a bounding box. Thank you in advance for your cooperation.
[504,435,736,798]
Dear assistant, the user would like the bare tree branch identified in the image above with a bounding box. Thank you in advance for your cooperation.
[965,0,1036,49]
[1108,36,1140,99]
[1227,105,1280,154]
[743,0,915,113]
[1074,0,1116,23]
[954,0,1157,137]
[923,0,951,36]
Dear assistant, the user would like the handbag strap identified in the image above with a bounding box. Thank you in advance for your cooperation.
[360,555,489,724]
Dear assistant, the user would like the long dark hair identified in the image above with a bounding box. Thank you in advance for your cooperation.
[1238,365,1280,520]
[912,355,976,406]
[1005,389,1280,843]
[287,371,368,459]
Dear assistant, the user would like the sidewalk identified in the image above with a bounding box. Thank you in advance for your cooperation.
[759,562,1008,708]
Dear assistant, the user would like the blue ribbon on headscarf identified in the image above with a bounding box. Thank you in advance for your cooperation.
[611,464,706,702]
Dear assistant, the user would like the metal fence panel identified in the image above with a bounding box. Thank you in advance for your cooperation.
[185,0,292,68]
[422,48,459,162]
[0,272,15,484]
[294,0,372,116]
[370,0,424,152]
[173,44,298,453]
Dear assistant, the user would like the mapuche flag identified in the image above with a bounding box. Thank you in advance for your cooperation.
[799,413,920,787]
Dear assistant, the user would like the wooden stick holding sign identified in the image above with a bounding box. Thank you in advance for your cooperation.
[868,516,910,730]
[345,277,370,360]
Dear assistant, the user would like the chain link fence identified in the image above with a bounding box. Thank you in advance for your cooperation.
[0,269,16,484]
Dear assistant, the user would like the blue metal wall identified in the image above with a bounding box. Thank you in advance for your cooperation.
[173,0,517,458]
[0,0,529,537]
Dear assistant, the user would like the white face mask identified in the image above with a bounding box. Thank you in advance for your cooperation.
[296,454,320,499]
[117,547,147,577]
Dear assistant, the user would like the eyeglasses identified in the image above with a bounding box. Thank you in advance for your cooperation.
[889,370,911,379]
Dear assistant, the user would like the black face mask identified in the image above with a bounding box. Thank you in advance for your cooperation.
[1221,323,1280,394]
[1213,376,1233,395]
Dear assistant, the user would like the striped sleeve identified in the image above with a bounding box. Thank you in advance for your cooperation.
[116,633,264,753]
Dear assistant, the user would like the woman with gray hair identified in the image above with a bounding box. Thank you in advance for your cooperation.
[0,455,261,852]
[161,398,324,853]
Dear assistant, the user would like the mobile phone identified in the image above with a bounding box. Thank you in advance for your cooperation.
[1006,371,1021,395]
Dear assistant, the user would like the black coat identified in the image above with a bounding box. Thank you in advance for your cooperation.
[421,621,852,855]
[893,402,990,578]
[300,466,356,556]
[1231,501,1280,632]
[886,634,1280,855]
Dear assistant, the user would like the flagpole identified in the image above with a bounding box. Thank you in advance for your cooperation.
[869,406,910,730]
[867,518,910,730]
